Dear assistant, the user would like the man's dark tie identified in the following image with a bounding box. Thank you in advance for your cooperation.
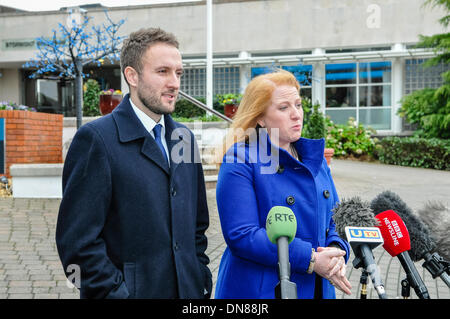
[153,124,169,163]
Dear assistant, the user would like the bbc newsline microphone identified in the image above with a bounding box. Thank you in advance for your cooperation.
[375,210,430,299]
[371,191,450,288]
[266,206,298,299]
[332,197,388,299]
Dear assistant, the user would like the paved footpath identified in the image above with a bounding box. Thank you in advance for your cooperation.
[0,159,449,299]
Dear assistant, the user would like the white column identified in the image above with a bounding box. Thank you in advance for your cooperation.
[311,48,326,113]
[391,58,404,133]
[239,51,251,94]
[206,0,213,111]
[120,71,129,96]
[311,63,325,112]
[391,43,406,133]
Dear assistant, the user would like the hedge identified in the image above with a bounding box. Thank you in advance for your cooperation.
[172,97,207,118]
[376,137,450,170]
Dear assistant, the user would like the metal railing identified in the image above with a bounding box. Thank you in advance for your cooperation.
[178,90,233,123]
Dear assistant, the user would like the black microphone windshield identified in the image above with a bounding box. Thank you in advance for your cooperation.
[417,201,450,261]
[332,196,379,240]
[370,190,436,261]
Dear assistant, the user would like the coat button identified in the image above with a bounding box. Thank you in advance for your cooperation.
[171,188,177,197]
[174,242,180,251]
[277,165,284,174]
[323,190,330,198]
[286,195,295,205]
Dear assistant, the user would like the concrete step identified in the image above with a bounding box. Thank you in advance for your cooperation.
[203,164,219,176]
[203,164,218,190]
[204,174,218,190]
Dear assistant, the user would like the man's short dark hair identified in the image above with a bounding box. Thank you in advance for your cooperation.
[120,28,179,85]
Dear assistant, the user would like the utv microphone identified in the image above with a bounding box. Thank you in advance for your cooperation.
[332,197,388,299]
[375,210,430,299]
[371,191,450,288]
[266,206,298,299]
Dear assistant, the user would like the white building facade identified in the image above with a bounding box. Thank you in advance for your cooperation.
[0,0,448,133]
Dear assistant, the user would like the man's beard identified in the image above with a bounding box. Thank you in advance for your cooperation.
[137,85,176,115]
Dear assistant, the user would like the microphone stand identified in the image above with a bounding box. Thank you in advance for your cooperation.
[274,236,297,299]
[401,278,411,299]
[359,270,368,299]
[352,246,388,299]
[422,252,450,288]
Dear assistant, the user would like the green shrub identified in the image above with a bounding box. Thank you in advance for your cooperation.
[302,99,377,158]
[173,114,224,122]
[303,103,326,139]
[398,79,450,139]
[325,117,377,158]
[83,79,101,116]
[173,97,207,118]
[376,136,450,170]
[216,93,242,107]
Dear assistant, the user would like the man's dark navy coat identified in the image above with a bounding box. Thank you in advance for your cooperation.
[56,95,212,298]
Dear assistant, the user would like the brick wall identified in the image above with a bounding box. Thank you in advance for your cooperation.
[0,110,63,177]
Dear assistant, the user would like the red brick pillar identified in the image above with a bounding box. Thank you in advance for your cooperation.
[0,111,63,178]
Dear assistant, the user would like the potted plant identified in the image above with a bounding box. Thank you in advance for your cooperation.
[83,79,101,116]
[99,89,123,115]
[0,101,36,112]
[217,93,242,119]
[302,102,334,166]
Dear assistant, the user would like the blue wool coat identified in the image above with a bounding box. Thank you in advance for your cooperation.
[56,94,212,299]
[214,132,350,299]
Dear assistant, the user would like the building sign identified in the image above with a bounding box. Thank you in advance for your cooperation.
[1,39,36,51]
[1,38,66,51]
[0,118,4,174]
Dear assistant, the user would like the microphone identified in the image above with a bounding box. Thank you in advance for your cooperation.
[375,210,430,299]
[332,197,388,299]
[417,201,450,261]
[266,206,298,299]
[371,191,450,288]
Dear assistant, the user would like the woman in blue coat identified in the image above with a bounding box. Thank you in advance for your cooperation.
[215,70,352,299]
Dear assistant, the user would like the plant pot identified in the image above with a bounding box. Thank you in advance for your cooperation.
[224,104,238,119]
[324,148,335,166]
[99,94,123,115]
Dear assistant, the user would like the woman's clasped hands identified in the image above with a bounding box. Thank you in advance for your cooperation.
[312,247,352,295]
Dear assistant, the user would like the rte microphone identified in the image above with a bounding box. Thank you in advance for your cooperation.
[375,210,430,299]
[332,197,388,299]
[266,206,298,299]
[371,191,450,288]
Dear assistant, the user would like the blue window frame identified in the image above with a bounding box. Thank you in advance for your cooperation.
[325,61,392,130]
[251,64,312,86]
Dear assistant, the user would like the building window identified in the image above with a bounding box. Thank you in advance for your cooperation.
[404,58,446,94]
[402,58,447,130]
[325,61,392,130]
[24,72,76,116]
[23,65,121,116]
[214,67,240,94]
[180,66,240,98]
[251,64,312,100]
[180,68,206,97]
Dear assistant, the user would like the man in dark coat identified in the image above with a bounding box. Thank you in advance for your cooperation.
[56,28,212,299]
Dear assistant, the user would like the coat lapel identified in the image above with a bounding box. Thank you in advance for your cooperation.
[164,114,195,176]
[112,94,170,175]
